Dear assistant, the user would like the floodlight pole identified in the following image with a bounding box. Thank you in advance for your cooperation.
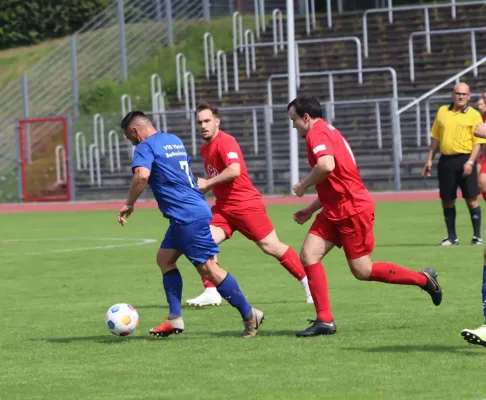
[287,0,299,192]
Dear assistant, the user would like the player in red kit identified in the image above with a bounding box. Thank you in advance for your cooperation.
[185,102,313,306]
[476,96,486,201]
[287,96,443,337]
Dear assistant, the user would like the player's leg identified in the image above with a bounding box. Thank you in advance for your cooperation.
[461,246,486,347]
[340,210,442,306]
[255,229,312,304]
[479,162,486,201]
[227,206,312,303]
[437,155,459,246]
[460,165,482,244]
[186,207,232,306]
[185,218,264,337]
[296,212,338,337]
[149,225,185,337]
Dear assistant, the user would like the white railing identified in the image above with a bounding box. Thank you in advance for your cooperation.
[88,143,101,187]
[254,0,266,39]
[55,145,67,184]
[93,113,105,156]
[272,9,284,55]
[75,131,87,171]
[108,130,121,173]
[150,73,167,132]
[267,67,398,126]
[244,29,257,78]
[232,12,244,54]
[216,50,228,99]
[176,53,187,100]
[203,33,215,80]
[183,71,197,156]
[252,108,259,155]
[305,0,317,34]
[409,26,486,82]
[121,94,132,117]
[362,1,486,58]
[295,37,363,86]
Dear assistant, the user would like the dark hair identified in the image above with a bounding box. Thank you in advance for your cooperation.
[287,96,323,119]
[121,111,150,130]
[195,102,220,118]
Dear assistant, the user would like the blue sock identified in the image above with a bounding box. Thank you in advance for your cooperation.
[163,269,183,318]
[483,265,486,324]
[216,273,252,320]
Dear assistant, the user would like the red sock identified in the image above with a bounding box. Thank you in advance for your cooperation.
[306,262,333,323]
[201,277,215,289]
[370,262,427,286]
[279,247,306,280]
[482,192,486,201]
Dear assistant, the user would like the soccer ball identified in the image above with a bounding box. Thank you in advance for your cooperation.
[105,303,139,336]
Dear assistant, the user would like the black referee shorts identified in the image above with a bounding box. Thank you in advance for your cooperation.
[438,153,479,201]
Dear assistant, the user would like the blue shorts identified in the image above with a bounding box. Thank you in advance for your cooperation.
[161,217,220,266]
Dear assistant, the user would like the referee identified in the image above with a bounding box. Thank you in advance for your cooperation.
[422,83,485,246]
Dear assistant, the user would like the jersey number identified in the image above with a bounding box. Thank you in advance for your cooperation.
[179,161,194,188]
[343,138,356,164]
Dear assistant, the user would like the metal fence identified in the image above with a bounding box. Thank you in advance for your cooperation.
[0,0,207,181]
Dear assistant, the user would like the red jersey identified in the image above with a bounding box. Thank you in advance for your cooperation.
[200,130,262,209]
[306,119,373,221]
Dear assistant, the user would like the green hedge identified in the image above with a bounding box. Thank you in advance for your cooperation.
[0,0,111,49]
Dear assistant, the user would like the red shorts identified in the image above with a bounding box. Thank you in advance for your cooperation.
[210,204,274,242]
[309,208,375,260]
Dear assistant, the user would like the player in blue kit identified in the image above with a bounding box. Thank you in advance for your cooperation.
[117,111,264,338]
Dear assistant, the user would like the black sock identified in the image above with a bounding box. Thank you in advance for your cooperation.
[469,206,481,238]
[443,207,457,240]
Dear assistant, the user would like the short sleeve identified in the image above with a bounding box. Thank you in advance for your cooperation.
[219,136,242,167]
[473,113,486,145]
[307,129,334,160]
[132,141,154,172]
[430,108,442,140]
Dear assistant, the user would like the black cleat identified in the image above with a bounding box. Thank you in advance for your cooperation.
[296,319,336,337]
[471,236,483,245]
[420,268,442,306]
[436,237,459,246]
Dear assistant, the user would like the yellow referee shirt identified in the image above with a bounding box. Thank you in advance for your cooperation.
[430,104,485,155]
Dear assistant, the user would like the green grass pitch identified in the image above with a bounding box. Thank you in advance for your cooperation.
[1,201,486,399]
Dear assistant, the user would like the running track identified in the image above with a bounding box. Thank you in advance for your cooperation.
[0,190,441,214]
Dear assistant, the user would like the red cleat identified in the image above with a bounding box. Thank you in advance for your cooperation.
[149,317,184,337]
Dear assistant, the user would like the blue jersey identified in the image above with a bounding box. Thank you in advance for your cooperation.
[132,132,212,223]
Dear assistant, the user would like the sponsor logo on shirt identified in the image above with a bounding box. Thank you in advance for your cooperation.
[227,152,238,159]
[313,144,327,154]
[206,164,219,178]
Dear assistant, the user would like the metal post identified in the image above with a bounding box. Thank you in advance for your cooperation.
[66,114,76,201]
[287,0,299,192]
[166,0,174,45]
[337,0,343,13]
[387,0,393,23]
[21,74,29,117]
[375,102,382,149]
[264,106,275,195]
[203,0,211,23]
[70,36,79,120]
[117,0,128,80]
[390,99,402,191]
[451,0,456,19]
[326,0,332,29]
[471,32,478,77]
[156,0,162,21]
[252,108,259,155]
[424,8,431,53]
[15,122,24,202]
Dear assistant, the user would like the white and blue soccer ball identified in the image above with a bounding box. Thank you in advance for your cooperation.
[105,303,139,336]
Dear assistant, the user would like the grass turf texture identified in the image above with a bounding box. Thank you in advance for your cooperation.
[1,201,486,399]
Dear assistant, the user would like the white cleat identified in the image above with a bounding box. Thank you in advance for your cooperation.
[461,325,486,347]
[186,288,222,307]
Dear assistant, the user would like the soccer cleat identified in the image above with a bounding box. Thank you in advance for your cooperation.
[242,308,264,338]
[149,317,184,337]
[471,236,483,245]
[186,288,222,307]
[437,237,459,246]
[296,319,337,337]
[461,325,486,347]
[420,268,442,306]
[306,294,314,304]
